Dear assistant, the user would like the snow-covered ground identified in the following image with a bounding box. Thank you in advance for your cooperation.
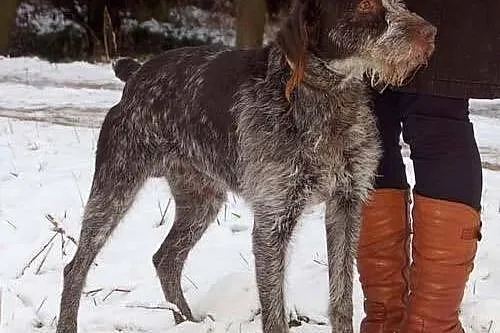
[0,56,499,333]
[16,2,238,48]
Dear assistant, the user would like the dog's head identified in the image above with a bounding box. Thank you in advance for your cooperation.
[277,0,437,96]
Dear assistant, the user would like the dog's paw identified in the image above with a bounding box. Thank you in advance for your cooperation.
[329,313,353,333]
[55,324,77,333]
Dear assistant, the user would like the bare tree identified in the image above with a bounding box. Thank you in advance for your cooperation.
[236,0,267,48]
[0,0,21,54]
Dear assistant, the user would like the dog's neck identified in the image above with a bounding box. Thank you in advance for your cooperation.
[267,44,371,104]
[300,55,370,99]
[323,57,368,84]
[301,57,350,91]
[289,52,369,93]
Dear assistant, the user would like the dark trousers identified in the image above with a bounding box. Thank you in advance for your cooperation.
[374,91,482,210]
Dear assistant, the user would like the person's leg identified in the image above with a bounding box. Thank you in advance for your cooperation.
[402,94,482,210]
[358,91,411,333]
[372,91,409,191]
[401,94,482,333]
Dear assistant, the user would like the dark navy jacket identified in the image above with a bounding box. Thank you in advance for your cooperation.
[401,0,500,99]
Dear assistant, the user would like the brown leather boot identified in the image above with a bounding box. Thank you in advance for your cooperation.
[404,194,481,333]
[357,189,411,333]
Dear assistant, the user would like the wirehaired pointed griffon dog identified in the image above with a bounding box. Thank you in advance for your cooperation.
[57,0,436,332]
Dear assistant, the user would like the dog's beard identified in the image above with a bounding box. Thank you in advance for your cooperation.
[366,56,428,90]
[325,56,427,93]
[323,42,431,94]
[366,34,433,89]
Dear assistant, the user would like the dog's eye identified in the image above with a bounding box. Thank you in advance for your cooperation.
[357,0,382,14]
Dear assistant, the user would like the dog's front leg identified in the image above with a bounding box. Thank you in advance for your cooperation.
[252,197,304,333]
[325,194,363,333]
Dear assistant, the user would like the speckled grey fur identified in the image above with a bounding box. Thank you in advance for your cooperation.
[56,0,435,332]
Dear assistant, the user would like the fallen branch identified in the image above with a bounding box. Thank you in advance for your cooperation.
[183,274,198,290]
[487,320,494,333]
[46,214,78,247]
[125,302,186,321]
[18,213,80,277]
[36,297,48,315]
[19,233,58,277]
[313,259,327,267]
[126,304,174,310]
[102,288,131,302]
[83,288,103,297]
[239,252,250,268]
[157,198,172,227]
[35,241,54,274]
[3,219,17,230]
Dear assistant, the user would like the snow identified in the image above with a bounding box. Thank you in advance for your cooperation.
[16,3,84,35]
[0,83,121,110]
[124,17,235,47]
[0,56,499,333]
[0,56,122,127]
[120,5,236,47]
[123,17,236,47]
[15,2,236,47]
[0,57,123,89]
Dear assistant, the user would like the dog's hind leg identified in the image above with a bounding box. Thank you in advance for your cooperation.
[153,168,226,324]
[57,159,147,333]
[324,194,364,333]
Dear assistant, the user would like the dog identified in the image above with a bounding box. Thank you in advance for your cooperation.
[56,0,436,332]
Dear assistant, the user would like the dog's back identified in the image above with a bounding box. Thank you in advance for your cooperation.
[100,45,272,188]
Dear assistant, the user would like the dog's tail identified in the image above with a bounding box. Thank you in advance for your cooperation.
[113,58,142,82]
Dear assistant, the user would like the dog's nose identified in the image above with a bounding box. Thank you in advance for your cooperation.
[413,23,437,58]
[420,24,437,42]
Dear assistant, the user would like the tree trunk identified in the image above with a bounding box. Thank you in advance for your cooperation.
[87,0,106,57]
[236,0,267,48]
[0,0,21,54]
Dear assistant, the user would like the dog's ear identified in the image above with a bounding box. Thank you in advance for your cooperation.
[277,0,321,100]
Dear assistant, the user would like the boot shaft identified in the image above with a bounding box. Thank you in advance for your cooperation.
[358,189,411,333]
[404,193,481,333]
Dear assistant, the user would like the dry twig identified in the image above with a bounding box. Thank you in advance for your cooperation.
[125,302,187,321]
[20,233,58,277]
[102,288,131,302]
[36,242,54,274]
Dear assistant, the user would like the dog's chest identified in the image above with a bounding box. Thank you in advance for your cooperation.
[301,102,376,197]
